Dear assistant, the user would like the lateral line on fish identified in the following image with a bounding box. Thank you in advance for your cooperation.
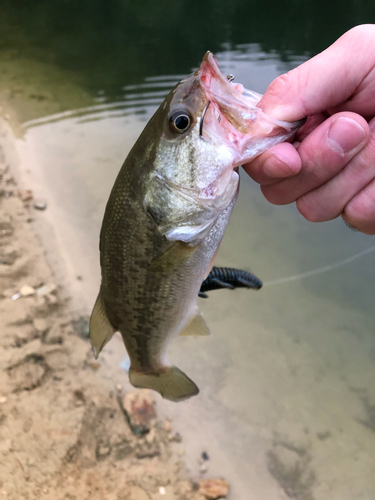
[264,245,375,286]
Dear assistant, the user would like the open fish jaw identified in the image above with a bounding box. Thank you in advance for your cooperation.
[197,51,304,166]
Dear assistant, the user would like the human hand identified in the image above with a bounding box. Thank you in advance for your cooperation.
[243,24,375,234]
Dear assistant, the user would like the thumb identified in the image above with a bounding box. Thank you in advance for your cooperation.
[258,24,375,121]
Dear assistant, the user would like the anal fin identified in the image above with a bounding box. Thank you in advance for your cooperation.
[179,309,211,337]
[89,291,116,358]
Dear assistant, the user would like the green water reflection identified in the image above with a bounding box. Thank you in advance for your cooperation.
[1,0,375,97]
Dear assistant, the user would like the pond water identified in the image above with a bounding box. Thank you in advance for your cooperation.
[3,1,375,498]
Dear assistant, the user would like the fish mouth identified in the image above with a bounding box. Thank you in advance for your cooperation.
[197,51,305,164]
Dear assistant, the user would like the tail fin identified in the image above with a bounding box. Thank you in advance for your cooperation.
[129,366,199,402]
[89,291,116,358]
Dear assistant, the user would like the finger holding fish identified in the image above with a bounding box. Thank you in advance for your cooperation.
[261,112,369,206]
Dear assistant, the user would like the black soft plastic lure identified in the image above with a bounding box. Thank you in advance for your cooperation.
[199,266,262,298]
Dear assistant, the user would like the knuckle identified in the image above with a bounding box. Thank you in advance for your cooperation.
[297,190,342,223]
[296,195,322,222]
[261,184,290,205]
[343,184,375,235]
[299,144,319,173]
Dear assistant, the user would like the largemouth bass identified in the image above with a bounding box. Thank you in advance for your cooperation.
[90,52,304,402]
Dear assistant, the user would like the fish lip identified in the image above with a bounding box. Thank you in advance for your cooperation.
[196,51,305,162]
[201,51,233,91]
[199,51,304,131]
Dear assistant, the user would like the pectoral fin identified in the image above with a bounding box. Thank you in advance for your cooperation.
[149,241,198,274]
[179,309,211,337]
[89,291,116,358]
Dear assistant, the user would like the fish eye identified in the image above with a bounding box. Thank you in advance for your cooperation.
[168,111,192,134]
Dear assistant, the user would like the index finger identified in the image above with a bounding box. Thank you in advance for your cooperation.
[258,24,375,121]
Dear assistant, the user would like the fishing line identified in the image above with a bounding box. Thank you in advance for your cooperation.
[263,245,375,286]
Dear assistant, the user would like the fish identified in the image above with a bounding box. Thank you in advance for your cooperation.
[89,52,304,402]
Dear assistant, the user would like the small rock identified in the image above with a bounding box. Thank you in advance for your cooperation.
[199,463,208,474]
[96,443,111,460]
[122,390,157,435]
[198,479,229,500]
[201,451,210,461]
[20,285,35,297]
[0,396,7,404]
[169,432,182,443]
[73,390,85,406]
[72,315,90,338]
[159,486,166,495]
[33,199,47,210]
[36,284,56,296]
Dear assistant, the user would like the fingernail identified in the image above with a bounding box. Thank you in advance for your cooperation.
[327,117,365,154]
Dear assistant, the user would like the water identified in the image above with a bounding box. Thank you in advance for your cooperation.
[2,1,375,498]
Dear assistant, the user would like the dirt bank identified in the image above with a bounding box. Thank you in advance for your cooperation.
[0,122,228,500]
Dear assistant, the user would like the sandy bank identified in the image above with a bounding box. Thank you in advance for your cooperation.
[0,118,227,500]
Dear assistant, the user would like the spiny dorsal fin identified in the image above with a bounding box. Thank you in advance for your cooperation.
[179,309,211,337]
[89,291,116,358]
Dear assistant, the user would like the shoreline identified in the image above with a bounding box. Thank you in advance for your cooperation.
[0,117,227,500]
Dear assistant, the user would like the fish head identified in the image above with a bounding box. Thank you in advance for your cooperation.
[152,51,304,198]
[144,52,304,243]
